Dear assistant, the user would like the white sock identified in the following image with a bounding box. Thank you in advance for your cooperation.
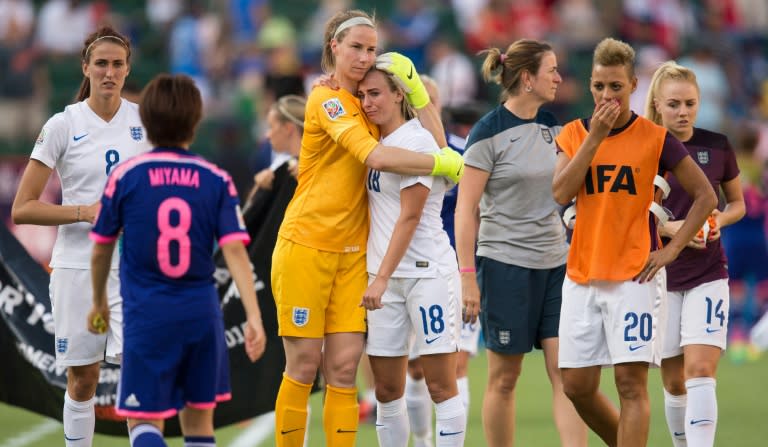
[63,392,95,447]
[456,376,470,424]
[685,377,717,447]
[405,375,433,445]
[664,389,688,447]
[434,395,466,447]
[365,388,377,405]
[375,397,409,447]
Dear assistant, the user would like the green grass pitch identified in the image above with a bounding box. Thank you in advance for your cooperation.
[1,349,766,446]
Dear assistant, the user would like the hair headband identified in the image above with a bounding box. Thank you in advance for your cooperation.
[276,99,304,128]
[333,16,375,39]
[84,35,128,59]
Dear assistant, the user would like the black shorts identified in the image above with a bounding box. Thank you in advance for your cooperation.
[478,256,564,354]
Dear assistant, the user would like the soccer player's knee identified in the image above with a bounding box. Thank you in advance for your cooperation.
[323,356,359,387]
[488,368,521,395]
[561,378,597,403]
[425,381,456,403]
[67,366,100,399]
[664,379,687,396]
[287,351,322,384]
[613,374,647,400]
[375,382,403,402]
[685,360,717,380]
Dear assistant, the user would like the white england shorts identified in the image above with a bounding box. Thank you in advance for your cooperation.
[662,278,729,358]
[366,270,460,357]
[408,316,480,360]
[50,268,122,366]
[459,320,481,355]
[558,269,666,368]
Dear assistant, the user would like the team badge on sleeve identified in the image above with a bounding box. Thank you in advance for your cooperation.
[322,98,346,120]
[35,128,46,145]
[540,127,553,144]
[292,307,310,327]
[130,126,143,141]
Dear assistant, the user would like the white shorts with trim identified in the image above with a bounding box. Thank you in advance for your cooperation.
[51,268,122,366]
[662,278,729,358]
[458,320,481,355]
[558,269,665,368]
[367,271,460,358]
[408,320,480,360]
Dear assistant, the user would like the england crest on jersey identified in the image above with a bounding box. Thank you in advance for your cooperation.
[697,150,709,165]
[292,307,310,327]
[540,127,553,144]
[130,126,143,141]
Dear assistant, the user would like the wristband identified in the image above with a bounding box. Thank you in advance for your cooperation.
[76,205,81,222]
[459,267,476,273]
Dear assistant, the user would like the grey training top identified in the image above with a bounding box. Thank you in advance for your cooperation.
[463,105,568,269]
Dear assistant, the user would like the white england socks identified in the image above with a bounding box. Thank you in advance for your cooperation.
[456,376,470,425]
[685,377,717,447]
[434,395,466,447]
[63,392,95,447]
[663,389,688,447]
[375,397,409,447]
[405,375,433,446]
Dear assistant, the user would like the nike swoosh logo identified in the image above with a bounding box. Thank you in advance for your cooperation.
[510,137,521,143]
[64,435,85,441]
[280,428,302,435]
[407,66,414,80]
[673,431,685,437]
[706,327,721,333]
[426,336,441,344]
[690,419,714,425]
[628,344,645,351]
[336,428,357,433]
[73,133,88,141]
[439,430,464,436]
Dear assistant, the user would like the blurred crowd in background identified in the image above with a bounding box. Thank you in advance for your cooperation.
[2,0,768,359]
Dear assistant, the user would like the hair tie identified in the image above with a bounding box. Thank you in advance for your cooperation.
[500,54,507,63]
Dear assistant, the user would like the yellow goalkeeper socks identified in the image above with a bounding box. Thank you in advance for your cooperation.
[323,384,359,447]
[275,373,312,447]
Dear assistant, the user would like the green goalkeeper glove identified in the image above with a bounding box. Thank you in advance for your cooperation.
[376,52,430,109]
[431,147,465,184]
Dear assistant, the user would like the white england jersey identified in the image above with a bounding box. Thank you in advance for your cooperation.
[366,119,456,278]
[31,99,152,269]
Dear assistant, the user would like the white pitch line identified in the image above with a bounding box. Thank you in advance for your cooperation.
[228,411,275,447]
[0,420,60,447]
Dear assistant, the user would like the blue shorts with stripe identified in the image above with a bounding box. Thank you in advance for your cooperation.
[116,316,231,419]
[478,256,564,354]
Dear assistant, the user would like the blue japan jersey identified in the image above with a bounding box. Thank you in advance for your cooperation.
[91,147,249,331]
